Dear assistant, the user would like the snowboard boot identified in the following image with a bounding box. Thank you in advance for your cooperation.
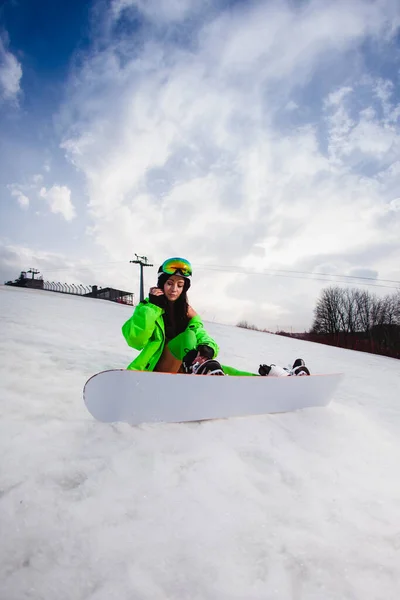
[258,364,290,377]
[192,359,225,376]
[258,364,272,376]
[291,358,310,376]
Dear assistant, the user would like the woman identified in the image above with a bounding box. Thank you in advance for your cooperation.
[122,257,223,374]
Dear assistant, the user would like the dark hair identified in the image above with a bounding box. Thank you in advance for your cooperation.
[163,290,190,338]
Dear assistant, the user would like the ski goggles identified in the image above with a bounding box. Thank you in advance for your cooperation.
[159,257,192,278]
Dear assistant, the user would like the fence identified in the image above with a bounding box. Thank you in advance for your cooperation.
[43,282,91,295]
[42,281,135,305]
[306,330,400,359]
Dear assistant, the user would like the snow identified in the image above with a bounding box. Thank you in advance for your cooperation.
[1,285,399,600]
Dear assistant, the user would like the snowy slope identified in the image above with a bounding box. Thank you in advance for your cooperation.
[1,285,399,600]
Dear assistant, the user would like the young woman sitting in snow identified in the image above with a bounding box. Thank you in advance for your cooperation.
[122,257,224,375]
[122,257,310,377]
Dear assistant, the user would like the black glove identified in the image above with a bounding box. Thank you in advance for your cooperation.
[182,349,198,373]
[197,344,214,359]
[149,292,166,308]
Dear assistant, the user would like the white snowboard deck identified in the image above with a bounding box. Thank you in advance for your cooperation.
[83,370,344,425]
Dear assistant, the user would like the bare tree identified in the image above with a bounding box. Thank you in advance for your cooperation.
[394,290,400,325]
[311,286,345,334]
[355,290,373,333]
[311,285,400,357]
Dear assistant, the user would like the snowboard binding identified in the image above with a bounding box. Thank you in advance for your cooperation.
[182,349,225,376]
[259,358,310,377]
[192,359,225,376]
[291,358,310,376]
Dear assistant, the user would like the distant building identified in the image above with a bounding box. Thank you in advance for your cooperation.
[5,270,44,290]
[84,285,134,305]
[5,270,134,306]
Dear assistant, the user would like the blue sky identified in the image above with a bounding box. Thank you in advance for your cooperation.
[1,0,399,330]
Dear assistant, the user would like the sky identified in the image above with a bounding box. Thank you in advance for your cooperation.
[1,285,400,599]
[1,0,400,331]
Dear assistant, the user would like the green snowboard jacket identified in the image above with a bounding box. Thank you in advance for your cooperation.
[122,299,220,371]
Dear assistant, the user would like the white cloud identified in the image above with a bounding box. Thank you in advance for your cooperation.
[325,86,353,107]
[285,100,298,111]
[374,78,394,118]
[32,174,43,184]
[0,240,101,289]
[388,198,400,213]
[54,0,400,329]
[325,80,400,166]
[16,193,29,209]
[9,188,30,210]
[39,185,76,221]
[0,35,22,103]
[111,0,203,23]
[7,174,48,212]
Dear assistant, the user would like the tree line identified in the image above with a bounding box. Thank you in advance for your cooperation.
[309,286,400,358]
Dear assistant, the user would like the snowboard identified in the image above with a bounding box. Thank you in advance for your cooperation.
[83,369,344,425]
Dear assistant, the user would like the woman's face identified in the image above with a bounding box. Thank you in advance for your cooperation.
[163,275,185,302]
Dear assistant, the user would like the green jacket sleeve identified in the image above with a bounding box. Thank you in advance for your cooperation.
[187,315,219,358]
[122,300,163,350]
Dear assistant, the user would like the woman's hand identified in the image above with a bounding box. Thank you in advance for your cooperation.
[187,305,197,319]
[149,287,166,308]
[149,287,164,297]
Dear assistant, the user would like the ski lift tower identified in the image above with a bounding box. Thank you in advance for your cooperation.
[130,254,153,302]
[27,268,40,279]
